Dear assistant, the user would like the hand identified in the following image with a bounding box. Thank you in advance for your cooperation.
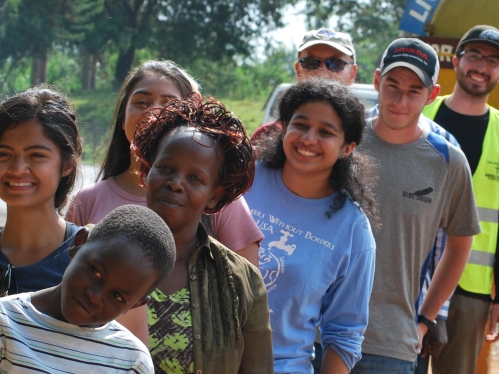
[420,330,431,358]
[486,303,499,342]
[428,317,448,358]
[416,322,429,354]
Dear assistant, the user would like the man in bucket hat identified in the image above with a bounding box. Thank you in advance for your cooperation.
[422,25,499,374]
[351,38,480,373]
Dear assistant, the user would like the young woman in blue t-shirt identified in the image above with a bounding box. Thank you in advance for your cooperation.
[246,79,379,374]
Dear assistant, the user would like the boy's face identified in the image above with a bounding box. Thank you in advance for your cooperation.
[60,237,156,327]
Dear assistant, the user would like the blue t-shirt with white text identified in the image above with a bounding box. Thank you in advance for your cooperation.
[244,164,376,374]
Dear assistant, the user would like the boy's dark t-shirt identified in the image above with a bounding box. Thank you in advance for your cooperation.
[0,223,80,294]
[433,102,489,174]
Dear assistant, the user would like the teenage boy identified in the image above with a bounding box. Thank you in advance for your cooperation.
[351,38,481,373]
[0,204,175,373]
[422,25,499,374]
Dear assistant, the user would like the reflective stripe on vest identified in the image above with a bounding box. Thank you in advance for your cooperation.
[468,249,495,267]
[478,207,499,224]
[423,98,499,295]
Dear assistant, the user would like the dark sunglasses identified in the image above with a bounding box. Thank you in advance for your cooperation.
[299,56,354,72]
[0,264,13,297]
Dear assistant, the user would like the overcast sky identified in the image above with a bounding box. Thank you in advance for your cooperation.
[255,2,337,58]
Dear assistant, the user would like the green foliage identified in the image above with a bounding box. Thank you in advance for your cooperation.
[101,0,292,84]
[0,0,414,163]
[188,45,295,100]
[71,88,117,163]
[300,0,408,83]
[69,88,265,164]
[0,57,31,94]
[47,48,82,93]
[221,97,266,135]
[345,0,408,83]
[0,0,102,90]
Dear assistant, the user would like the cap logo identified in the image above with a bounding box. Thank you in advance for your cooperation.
[314,28,336,39]
[394,47,428,61]
[479,29,499,41]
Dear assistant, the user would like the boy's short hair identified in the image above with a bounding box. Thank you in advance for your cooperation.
[87,205,175,293]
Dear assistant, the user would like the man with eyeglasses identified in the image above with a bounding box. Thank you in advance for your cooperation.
[251,28,357,142]
[421,25,499,374]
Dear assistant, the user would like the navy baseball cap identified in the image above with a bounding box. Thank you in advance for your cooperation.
[457,25,499,54]
[379,38,439,87]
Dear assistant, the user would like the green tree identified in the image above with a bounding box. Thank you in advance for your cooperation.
[0,0,98,89]
[300,0,408,83]
[100,0,292,85]
[344,0,407,83]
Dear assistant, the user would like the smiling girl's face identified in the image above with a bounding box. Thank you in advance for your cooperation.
[0,119,72,210]
[122,76,183,143]
[146,127,223,234]
[282,101,355,182]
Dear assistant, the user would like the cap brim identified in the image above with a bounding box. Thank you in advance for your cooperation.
[381,62,432,87]
[459,38,499,53]
[298,40,354,57]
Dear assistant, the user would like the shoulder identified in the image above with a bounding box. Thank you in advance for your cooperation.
[423,95,447,115]
[0,293,31,317]
[72,179,113,201]
[208,238,265,293]
[79,321,154,370]
[423,115,460,147]
[251,120,282,142]
[340,198,376,253]
[101,321,153,359]
[67,222,81,237]
[425,132,471,180]
[56,222,82,252]
[488,105,499,119]
[219,196,250,215]
[446,140,469,169]
[365,104,378,118]
[424,128,464,166]
[248,163,274,190]
[254,162,274,179]
[107,320,150,348]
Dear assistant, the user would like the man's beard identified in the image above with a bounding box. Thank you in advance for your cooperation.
[457,68,498,97]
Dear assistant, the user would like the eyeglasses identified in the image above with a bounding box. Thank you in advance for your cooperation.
[459,50,499,68]
[298,56,354,72]
[0,264,12,297]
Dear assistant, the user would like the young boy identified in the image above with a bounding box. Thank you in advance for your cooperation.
[0,204,175,373]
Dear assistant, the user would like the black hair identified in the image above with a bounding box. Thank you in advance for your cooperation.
[87,204,175,293]
[0,85,82,214]
[98,60,199,181]
[256,78,380,228]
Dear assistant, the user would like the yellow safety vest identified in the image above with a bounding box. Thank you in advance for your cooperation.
[423,97,499,295]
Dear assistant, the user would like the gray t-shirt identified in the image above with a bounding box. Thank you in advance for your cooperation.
[358,120,481,362]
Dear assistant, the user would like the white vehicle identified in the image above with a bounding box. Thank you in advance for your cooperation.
[261,82,378,125]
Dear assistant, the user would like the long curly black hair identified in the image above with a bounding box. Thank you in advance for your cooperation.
[132,93,256,214]
[257,79,380,228]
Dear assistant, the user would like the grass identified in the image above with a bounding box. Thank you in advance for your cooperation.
[70,89,265,163]
[219,97,265,135]
[71,88,117,163]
